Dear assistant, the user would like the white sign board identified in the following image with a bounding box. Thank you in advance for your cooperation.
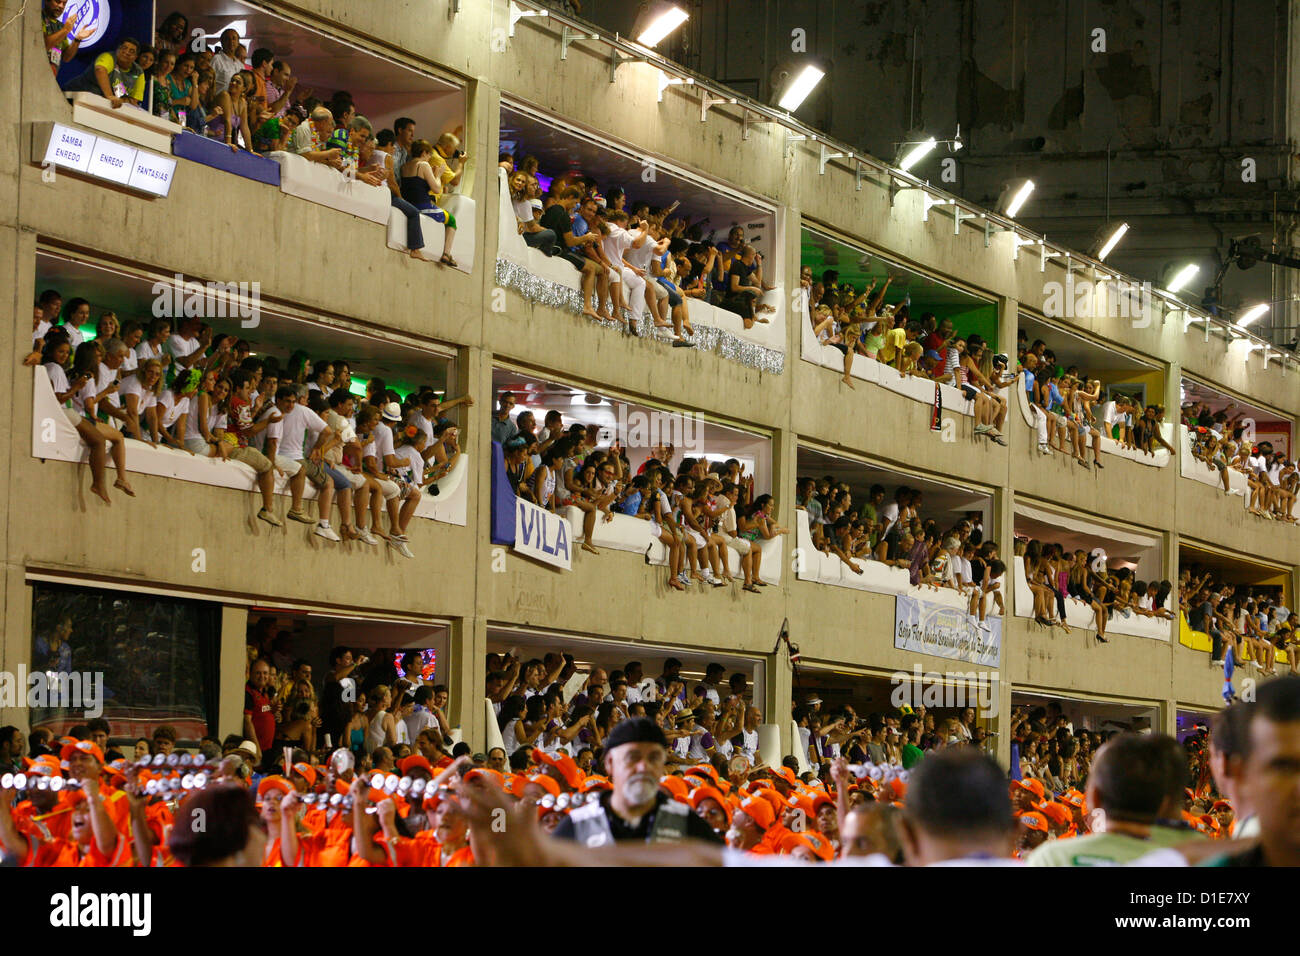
[42,124,175,197]
[513,497,572,570]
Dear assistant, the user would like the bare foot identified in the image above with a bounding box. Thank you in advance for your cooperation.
[113,479,135,498]
[581,308,600,319]
[842,375,855,389]
[597,310,612,321]
[581,542,600,555]
[654,320,673,329]
[683,325,695,336]
[91,483,112,505]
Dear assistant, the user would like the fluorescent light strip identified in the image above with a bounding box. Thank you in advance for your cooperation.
[1005,180,1034,217]
[637,6,689,47]
[1165,263,1200,294]
[1096,222,1129,261]
[898,137,937,172]
[777,65,826,112]
[1235,303,1269,327]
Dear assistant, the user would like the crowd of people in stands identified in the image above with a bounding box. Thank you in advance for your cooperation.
[7,640,1295,865]
[1017,333,1176,466]
[45,8,466,266]
[803,266,1191,470]
[1178,567,1297,680]
[1183,401,1299,522]
[502,154,775,343]
[1017,538,1172,642]
[24,286,470,554]
[492,392,787,592]
[796,478,1005,623]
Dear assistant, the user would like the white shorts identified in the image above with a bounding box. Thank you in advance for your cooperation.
[344,470,366,490]
[376,478,400,501]
[686,529,706,549]
[274,456,301,476]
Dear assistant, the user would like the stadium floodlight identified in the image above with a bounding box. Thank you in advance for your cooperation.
[1096,222,1129,261]
[636,4,689,48]
[1165,263,1200,295]
[1004,180,1035,218]
[1235,303,1269,327]
[897,137,937,172]
[776,65,826,112]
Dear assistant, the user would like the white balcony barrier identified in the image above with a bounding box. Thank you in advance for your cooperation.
[385,193,476,274]
[269,150,390,224]
[31,369,467,526]
[69,92,181,154]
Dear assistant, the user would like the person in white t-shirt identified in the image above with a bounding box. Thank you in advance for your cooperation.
[164,317,210,374]
[264,385,341,541]
[153,366,203,454]
[357,404,412,557]
[119,358,162,443]
[602,210,652,333]
[67,342,134,503]
[93,338,132,431]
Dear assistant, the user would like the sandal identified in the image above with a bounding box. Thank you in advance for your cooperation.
[113,479,136,497]
[438,254,458,268]
[743,584,761,594]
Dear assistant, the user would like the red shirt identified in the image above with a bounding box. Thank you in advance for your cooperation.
[245,683,276,752]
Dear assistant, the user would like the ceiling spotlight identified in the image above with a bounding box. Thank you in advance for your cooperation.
[1235,303,1269,327]
[950,124,963,151]
[776,64,826,112]
[1004,180,1035,218]
[897,137,937,172]
[1096,222,1129,262]
[1165,263,1200,295]
[636,4,689,48]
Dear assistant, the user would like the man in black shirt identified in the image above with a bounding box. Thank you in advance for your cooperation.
[1189,591,1223,660]
[537,187,605,320]
[552,718,721,845]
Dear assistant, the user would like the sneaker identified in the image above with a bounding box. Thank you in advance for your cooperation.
[314,522,342,542]
[357,527,379,546]
[989,434,1008,446]
[287,509,314,523]
[1038,443,1054,455]
[387,536,414,559]
[257,508,283,527]
[677,571,692,588]
[974,423,992,435]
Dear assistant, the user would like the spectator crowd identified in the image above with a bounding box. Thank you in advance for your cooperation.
[25,286,471,553]
[503,154,776,343]
[4,647,1295,866]
[45,7,467,266]
[1183,401,1298,522]
[492,391,788,592]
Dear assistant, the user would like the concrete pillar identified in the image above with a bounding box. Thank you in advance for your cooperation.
[0,571,32,732]
[994,673,1013,769]
[218,605,249,741]
[769,648,793,758]
[1158,699,1178,737]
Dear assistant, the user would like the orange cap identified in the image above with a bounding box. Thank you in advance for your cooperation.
[1019,811,1049,832]
[398,754,433,777]
[659,775,691,802]
[690,785,732,825]
[780,830,835,861]
[524,773,561,798]
[769,766,798,787]
[258,775,293,799]
[290,762,317,787]
[462,768,505,788]
[738,794,775,830]
[61,739,105,766]
[1013,778,1046,802]
[1039,801,1071,827]
[530,748,586,790]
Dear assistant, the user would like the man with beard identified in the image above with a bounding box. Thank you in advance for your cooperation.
[551,718,720,846]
